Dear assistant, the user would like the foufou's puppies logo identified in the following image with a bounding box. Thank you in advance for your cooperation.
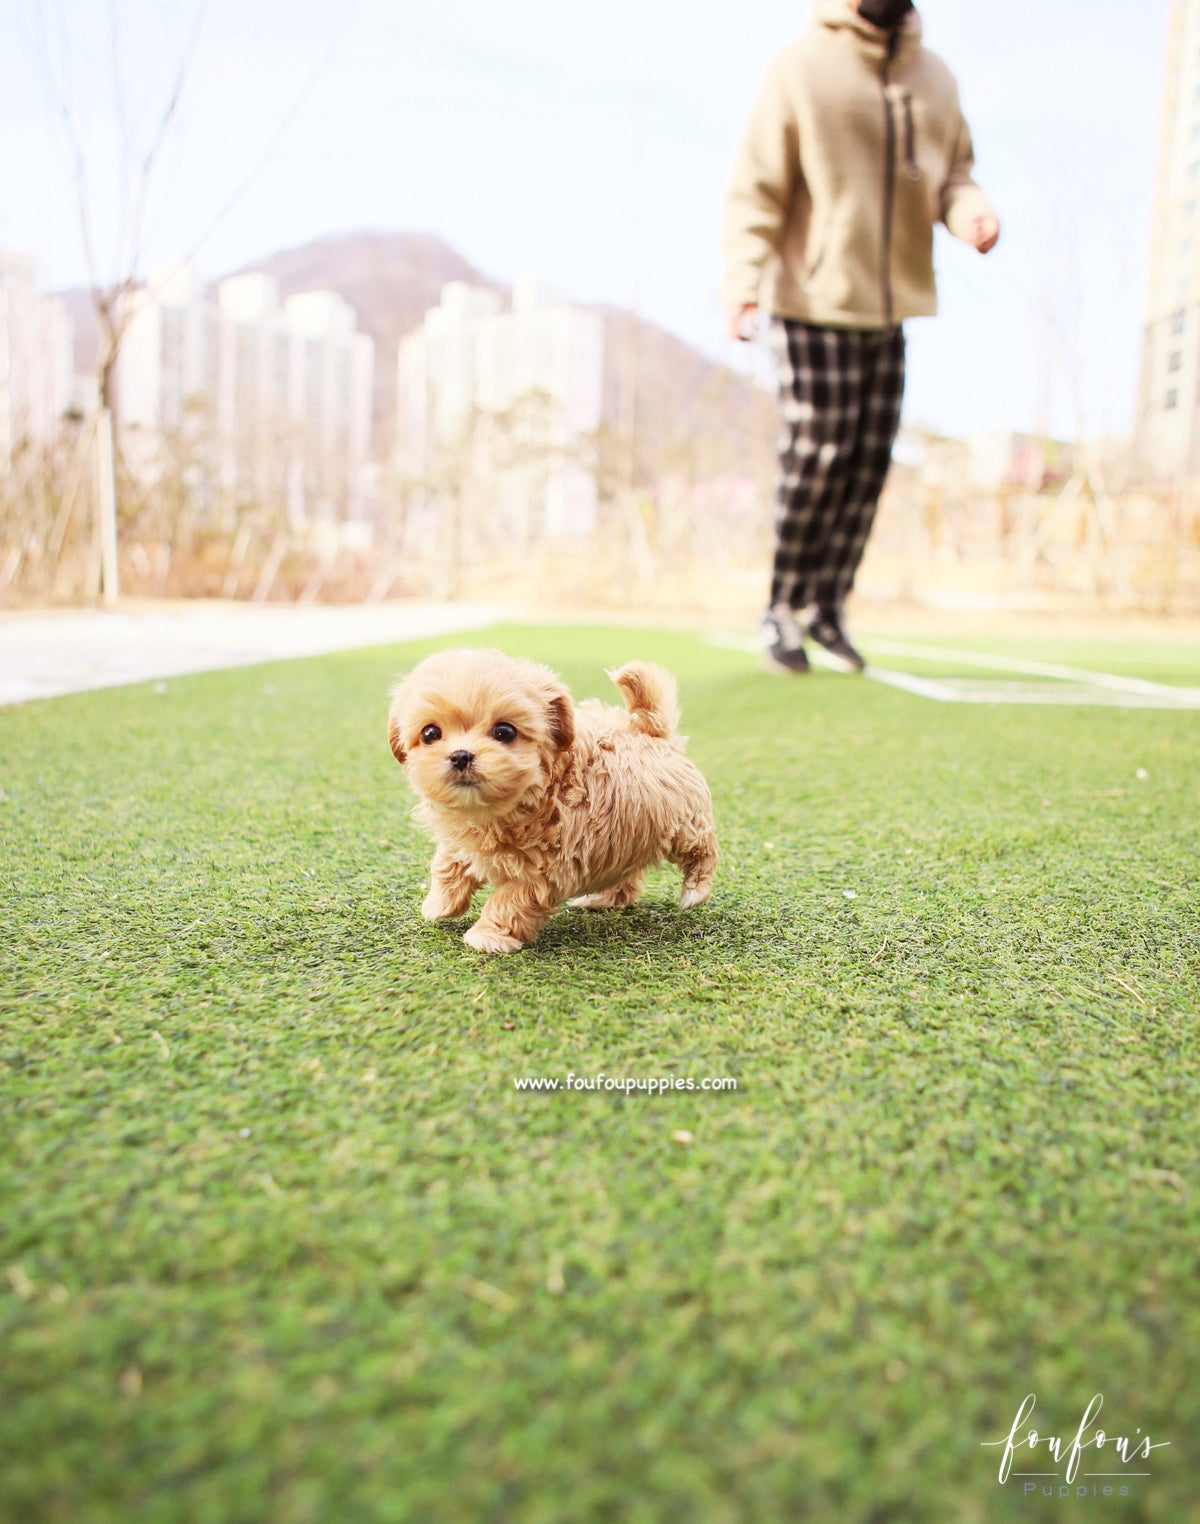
[982,1394,1169,1497]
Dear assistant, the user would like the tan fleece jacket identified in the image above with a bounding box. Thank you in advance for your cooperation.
[721,1,995,328]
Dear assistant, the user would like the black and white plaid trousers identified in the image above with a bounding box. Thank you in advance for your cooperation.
[768,319,905,614]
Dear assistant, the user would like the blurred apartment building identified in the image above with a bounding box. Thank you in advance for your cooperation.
[396,280,604,537]
[116,263,374,525]
[0,250,75,471]
[1136,0,1200,478]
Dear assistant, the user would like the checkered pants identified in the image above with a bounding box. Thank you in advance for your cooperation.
[768,320,905,613]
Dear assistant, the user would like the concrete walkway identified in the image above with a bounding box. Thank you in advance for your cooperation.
[0,600,511,707]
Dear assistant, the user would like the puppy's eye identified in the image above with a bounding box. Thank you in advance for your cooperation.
[491,722,518,744]
[419,725,442,745]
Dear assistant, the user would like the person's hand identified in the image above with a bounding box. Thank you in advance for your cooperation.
[969,216,1000,254]
[728,303,759,341]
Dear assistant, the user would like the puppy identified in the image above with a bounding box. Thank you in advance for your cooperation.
[387,648,718,953]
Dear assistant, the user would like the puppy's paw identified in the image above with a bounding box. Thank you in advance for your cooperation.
[679,882,712,911]
[422,890,463,921]
[464,922,526,954]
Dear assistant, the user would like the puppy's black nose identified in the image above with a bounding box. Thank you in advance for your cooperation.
[448,750,474,772]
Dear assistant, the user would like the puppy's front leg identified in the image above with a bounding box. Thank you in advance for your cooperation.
[464,882,555,954]
[421,847,483,921]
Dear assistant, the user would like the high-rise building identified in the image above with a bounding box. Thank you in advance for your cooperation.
[282,289,375,526]
[0,251,74,470]
[1136,0,1200,477]
[397,280,604,538]
[117,263,216,436]
[116,263,374,524]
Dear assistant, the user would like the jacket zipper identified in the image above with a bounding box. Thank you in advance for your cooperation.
[880,30,899,326]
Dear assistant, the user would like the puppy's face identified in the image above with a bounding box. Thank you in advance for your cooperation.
[388,649,574,817]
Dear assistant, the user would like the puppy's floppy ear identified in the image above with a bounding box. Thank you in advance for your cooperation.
[387,712,407,765]
[546,687,575,751]
[527,663,574,750]
[387,678,411,765]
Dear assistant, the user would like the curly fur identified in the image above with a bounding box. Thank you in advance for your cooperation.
[387,648,718,953]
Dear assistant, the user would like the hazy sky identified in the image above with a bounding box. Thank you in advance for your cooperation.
[0,1,1170,441]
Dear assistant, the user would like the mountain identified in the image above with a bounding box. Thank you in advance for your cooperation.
[249,230,775,478]
[234,229,499,342]
[230,231,501,445]
[236,231,773,472]
[591,302,773,488]
[58,230,774,479]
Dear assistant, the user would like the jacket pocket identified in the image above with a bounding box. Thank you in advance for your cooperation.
[797,206,861,316]
[886,85,922,184]
[901,93,920,182]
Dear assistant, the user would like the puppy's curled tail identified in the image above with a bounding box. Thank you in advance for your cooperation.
[609,661,680,739]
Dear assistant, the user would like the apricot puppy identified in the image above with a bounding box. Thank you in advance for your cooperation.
[387,648,717,953]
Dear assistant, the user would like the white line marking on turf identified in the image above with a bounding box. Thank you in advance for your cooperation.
[867,639,1200,701]
[705,631,1200,709]
[864,667,967,701]
[867,672,1200,707]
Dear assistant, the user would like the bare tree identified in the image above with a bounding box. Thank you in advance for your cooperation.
[26,0,323,602]
[32,2,210,426]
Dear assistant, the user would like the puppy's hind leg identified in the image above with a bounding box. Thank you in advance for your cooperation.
[671,830,718,911]
[568,872,646,911]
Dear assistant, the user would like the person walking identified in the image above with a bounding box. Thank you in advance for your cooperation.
[722,0,999,673]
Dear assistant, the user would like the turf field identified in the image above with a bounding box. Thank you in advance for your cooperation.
[1,621,1197,1523]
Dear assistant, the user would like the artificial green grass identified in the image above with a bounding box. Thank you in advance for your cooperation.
[1,622,1197,1524]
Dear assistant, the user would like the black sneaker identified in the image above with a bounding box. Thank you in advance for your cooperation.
[760,606,810,673]
[804,606,866,670]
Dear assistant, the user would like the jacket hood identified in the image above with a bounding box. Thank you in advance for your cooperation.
[812,0,923,57]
